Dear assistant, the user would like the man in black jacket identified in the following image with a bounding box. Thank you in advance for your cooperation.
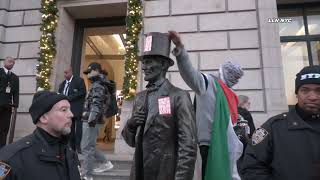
[241,65,320,180]
[238,95,255,137]
[59,67,86,152]
[0,56,19,148]
[0,91,81,180]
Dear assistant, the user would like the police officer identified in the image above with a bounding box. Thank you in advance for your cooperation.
[241,65,320,180]
[0,91,81,180]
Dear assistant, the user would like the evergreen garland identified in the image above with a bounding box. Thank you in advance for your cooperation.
[37,0,58,90]
[123,0,143,100]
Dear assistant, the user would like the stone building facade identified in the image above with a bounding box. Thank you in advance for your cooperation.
[0,0,41,139]
[1,0,318,143]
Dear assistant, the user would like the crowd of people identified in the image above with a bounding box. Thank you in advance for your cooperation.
[0,31,319,180]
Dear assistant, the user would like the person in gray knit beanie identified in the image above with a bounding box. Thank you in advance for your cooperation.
[219,61,244,88]
[0,90,81,180]
[169,31,244,180]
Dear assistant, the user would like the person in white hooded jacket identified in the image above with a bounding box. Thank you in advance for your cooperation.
[169,31,244,180]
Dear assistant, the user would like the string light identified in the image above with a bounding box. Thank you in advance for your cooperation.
[123,0,143,100]
[38,0,141,96]
[37,0,58,90]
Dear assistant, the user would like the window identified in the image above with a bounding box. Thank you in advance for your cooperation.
[278,4,320,105]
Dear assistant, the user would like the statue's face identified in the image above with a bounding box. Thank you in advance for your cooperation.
[141,57,163,83]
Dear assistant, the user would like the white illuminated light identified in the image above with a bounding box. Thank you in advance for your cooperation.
[113,34,125,49]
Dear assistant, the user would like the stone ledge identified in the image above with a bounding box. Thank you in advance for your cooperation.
[19,42,40,59]
[169,72,192,91]
[263,67,286,90]
[0,0,10,9]
[12,59,37,76]
[200,49,261,69]
[181,32,228,51]
[172,0,226,15]
[17,94,33,113]
[200,11,257,31]
[0,10,7,26]
[5,26,41,42]
[24,10,42,25]
[19,76,37,94]
[265,89,289,111]
[144,0,169,17]
[9,0,41,10]
[228,0,256,11]
[7,11,23,26]
[0,43,19,59]
[144,15,197,33]
[234,69,263,90]
[170,52,198,71]
[229,30,259,49]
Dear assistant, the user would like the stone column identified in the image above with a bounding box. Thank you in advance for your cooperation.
[114,100,135,154]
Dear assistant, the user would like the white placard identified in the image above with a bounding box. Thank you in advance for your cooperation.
[144,35,152,52]
[158,97,171,115]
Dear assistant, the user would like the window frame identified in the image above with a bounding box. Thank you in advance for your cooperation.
[278,3,320,66]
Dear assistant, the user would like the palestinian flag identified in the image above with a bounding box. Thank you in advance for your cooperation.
[205,79,243,180]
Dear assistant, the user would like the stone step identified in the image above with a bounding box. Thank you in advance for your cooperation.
[78,152,133,162]
[111,159,132,171]
[79,152,133,180]
[93,169,130,180]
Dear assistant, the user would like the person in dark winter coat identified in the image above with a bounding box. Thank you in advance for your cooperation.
[0,57,19,148]
[0,91,81,180]
[241,65,320,180]
[122,32,197,180]
[58,66,86,153]
[81,62,114,180]
[238,95,255,137]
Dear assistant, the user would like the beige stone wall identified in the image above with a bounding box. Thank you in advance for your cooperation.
[0,0,129,139]
[2,0,289,140]
[143,0,288,127]
[0,0,42,139]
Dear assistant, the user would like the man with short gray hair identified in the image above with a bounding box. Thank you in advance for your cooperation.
[0,91,81,180]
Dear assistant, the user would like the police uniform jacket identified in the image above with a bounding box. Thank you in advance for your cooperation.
[0,128,81,180]
[241,107,320,180]
[122,79,197,180]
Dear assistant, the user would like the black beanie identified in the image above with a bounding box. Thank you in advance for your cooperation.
[29,91,69,124]
[295,65,320,94]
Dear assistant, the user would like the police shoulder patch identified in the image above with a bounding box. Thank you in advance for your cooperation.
[252,128,269,146]
[0,161,11,179]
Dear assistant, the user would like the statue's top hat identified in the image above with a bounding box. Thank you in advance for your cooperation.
[141,32,174,66]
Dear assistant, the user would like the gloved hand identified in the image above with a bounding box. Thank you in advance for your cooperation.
[88,112,98,127]
[88,120,96,127]
[127,110,146,130]
[82,112,89,120]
